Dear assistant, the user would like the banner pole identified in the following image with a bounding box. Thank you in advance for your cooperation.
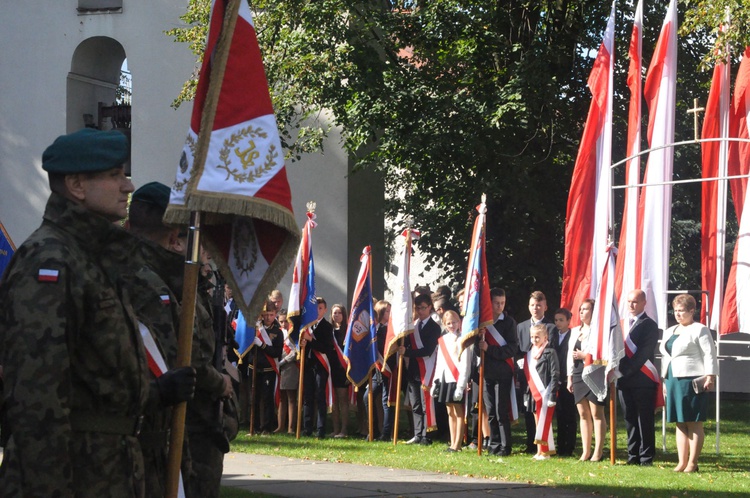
[477,342,485,456]
[609,381,616,464]
[368,374,374,441]
[393,340,405,445]
[165,211,201,498]
[295,342,307,439]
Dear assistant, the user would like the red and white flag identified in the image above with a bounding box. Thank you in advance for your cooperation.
[721,48,750,335]
[700,42,731,330]
[637,0,678,329]
[164,0,299,319]
[561,2,615,324]
[615,0,642,330]
[583,244,624,402]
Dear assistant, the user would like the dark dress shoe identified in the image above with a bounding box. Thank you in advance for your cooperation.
[419,437,432,445]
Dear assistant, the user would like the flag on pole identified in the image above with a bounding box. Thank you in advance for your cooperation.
[615,0,643,329]
[720,47,750,335]
[637,0,678,329]
[582,244,624,402]
[383,227,419,364]
[561,1,615,324]
[232,309,256,361]
[164,0,299,320]
[287,204,319,345]
[343,246,379,387]
[700,44,731,330]
[458,195,493,356]
[0,220,15,279]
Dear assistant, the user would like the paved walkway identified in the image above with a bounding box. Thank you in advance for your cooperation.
[221,452,589,498]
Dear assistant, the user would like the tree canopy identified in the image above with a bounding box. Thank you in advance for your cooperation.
[169,0,741,316]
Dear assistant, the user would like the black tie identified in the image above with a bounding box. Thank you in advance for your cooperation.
[419,320,424,332]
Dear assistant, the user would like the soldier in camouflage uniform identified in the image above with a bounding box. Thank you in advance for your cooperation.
[0,129,193,497]
[117,181,195,497]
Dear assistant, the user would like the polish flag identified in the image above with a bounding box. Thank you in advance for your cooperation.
[720,48,750,335]
[637,0,678,329]
[615,0,643,330]
[700,42,730,330]
[561,2,615,324]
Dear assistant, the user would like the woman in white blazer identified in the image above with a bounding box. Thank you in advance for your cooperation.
[659,294,718,473]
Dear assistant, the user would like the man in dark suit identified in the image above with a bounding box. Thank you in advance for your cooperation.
[552,308,577,456]
[516,291,557,453]
[617,289,660,466]
[300,297,336,439]
[480,288,518,456]
[398,293,440,445]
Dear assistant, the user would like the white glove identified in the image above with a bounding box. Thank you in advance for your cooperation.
[253,337,262,347]
[547,400,557,407]
[517,358,525,369]
[453,388,464,401]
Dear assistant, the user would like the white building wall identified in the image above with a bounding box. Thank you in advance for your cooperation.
[0,1,351,315]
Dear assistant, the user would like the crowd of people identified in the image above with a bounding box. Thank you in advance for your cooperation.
[0,129,722,498]
[233,283,719,475]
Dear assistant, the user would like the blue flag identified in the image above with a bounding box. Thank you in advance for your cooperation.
[343,247,378,387]
[233,310,256,362]
[0,222,15,279]
[287,207,318,346]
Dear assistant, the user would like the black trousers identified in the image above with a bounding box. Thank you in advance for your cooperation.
[303,365,328,436]
[484,377,512,455]
[407,380,427,438]
[618,385,657,464]
[251,370,277,432]
[555,387,577,456]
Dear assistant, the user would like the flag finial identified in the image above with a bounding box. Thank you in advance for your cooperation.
[306,201,316,214]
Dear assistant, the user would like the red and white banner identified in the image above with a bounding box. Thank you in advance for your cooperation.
[165,0,299,320]
[615,0,642,329]
[700,35,731,330]
[561,2,615,324]
[721,48,750,335]
[637,0,678,329]
[409,324,437,431]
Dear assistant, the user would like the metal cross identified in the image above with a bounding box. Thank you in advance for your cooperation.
[687,98,705,142]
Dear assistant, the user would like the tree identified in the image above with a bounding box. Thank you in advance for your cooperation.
[169,0,719,316]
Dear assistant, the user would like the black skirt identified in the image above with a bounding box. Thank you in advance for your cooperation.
[436,381,465,405]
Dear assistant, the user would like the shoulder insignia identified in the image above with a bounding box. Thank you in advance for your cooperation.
[38,268,59,283]
[160,294,171,305]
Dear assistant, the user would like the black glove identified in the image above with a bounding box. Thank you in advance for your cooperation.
[156,366,197,406]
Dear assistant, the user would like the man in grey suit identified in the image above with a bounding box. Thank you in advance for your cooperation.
[617,289,660,466]
[516,291,557,453]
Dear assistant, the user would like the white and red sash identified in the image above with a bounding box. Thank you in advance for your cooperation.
[308,324,334,411]
[138,322,186,498]
[255,324,281,406]
[484,322,519,422]
[409,323,437,431]
[624,333,664,409]
[437,335,460,382]
[524,348,556,455]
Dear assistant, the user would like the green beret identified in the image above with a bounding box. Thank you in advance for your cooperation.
[42,128,129,174]
[132,181,171,210]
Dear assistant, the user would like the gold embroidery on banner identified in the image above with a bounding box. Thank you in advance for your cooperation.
[173,134,198,192]
[233,217,259,276]
[218,126,278,183]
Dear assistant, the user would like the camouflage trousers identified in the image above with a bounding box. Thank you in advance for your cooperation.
[186,431,224,498]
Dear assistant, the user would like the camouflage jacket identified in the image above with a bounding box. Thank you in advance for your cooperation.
[0,193,150,498]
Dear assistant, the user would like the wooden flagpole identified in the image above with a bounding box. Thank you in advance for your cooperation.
[249,347,259,436]
[295,342,306,439]
[367,374,374,441]
[165,1,242,496]
[609,381,616,464]
[392,340,404,445]
[165,213,201,498]
[477,338,486,456]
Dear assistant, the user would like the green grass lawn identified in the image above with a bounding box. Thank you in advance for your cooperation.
[225,399,750,497]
